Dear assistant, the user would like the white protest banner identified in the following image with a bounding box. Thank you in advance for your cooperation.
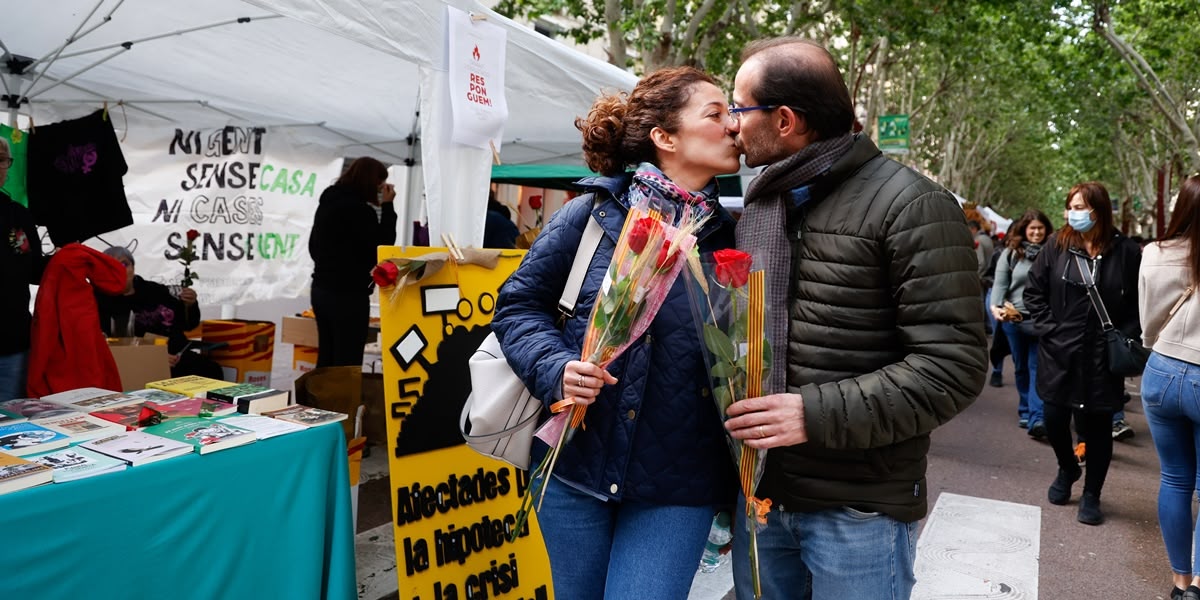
[446,7,508,151]
[89,125,342,305]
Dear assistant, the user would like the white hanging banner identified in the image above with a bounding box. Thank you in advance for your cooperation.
[446,7,508,151]
[88,124,342,305]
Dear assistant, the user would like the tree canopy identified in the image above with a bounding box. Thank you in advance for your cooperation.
[494,0,1200,231]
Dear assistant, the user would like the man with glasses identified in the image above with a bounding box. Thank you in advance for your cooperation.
[721,37,987,599]
[0,137,45,400]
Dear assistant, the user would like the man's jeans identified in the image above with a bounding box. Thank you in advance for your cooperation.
[733,495,917,600]
[0,351,28,401]
[534,476,714,600]
[1001,321,1044,427]
[1141,352,1200,576]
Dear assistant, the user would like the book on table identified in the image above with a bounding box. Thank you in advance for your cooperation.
[219,414,307,440]
[36,412,125,442]
[27,446,128,482]
[40,387,140,412]
[123,389,188,404]
[80,431,193,467]
[206,384,290,415]
[0,398,80,421]
[144,397,237,418]
[89,403,156,431]
[0,408,27,426]
[0,451,54,495]
[0,422,72,456]
[145,375,232,397]
[261,405,348,428]
[141,417,256,455]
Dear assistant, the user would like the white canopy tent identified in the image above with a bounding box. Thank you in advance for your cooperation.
[1,0,637,246]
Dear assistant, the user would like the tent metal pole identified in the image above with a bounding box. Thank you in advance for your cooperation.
[24,49,127,101]
[51,14,284,62]
[313,124,408,163]
[19,0,112,98]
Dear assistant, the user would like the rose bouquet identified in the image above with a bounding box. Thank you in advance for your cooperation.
[685,248,772,599]
[509,193,712,540]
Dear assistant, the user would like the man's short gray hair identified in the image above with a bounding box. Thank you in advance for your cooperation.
[103,245,135,266]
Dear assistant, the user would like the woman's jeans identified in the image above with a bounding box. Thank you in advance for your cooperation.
[0,351,28,401]
[732,495,917,599]
[1001,321,1044,427]
[534,476,714,600]
[1142,351,1200,576]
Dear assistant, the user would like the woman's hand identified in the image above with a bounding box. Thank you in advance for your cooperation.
[379,183,396,204]
[561,360,618,406]
[179,287,198,305]
[990,305,1007,322]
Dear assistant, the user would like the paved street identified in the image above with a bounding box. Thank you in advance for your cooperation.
[351,351,1174,600]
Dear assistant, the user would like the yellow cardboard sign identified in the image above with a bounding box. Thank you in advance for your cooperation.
[379,246,553,600]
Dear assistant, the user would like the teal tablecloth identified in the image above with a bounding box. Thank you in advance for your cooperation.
[0,424,356,600]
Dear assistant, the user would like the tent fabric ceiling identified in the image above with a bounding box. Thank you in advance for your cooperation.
[0,0,637,165]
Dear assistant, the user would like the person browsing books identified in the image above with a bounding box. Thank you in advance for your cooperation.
[95,246,224,381]
[721,38,987,599]
[0,137,46,401]
[489,66,741,600]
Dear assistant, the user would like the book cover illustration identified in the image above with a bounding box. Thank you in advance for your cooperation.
[0,398,80,421]
[0,422,72,456]
[0,452,53,493]
[145,397,236,418]
[89,402,157,430]
[143,417,255,454]
[29,446,128,482]
[262,405,347,427]
[81,431,192,466]
[42,388,135,411]
[147,375,230,396]
[37,413,123,441]
[124,389,187,404]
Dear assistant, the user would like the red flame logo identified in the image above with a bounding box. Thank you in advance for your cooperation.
[472,45,480,61]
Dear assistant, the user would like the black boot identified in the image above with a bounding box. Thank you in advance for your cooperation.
[1171,586,1185,600]
[1077,491,1103,525]
[1182,585,1200,600]
[1047,467,1082,505]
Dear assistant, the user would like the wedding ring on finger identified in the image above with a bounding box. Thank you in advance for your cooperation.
[758,426,765,439]
[577,374,585,387]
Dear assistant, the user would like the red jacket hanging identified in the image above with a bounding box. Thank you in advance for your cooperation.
[27,243,128,396]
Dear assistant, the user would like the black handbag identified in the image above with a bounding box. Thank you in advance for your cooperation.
[1074,255,1149,377]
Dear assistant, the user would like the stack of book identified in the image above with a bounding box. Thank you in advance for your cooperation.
[262,405,347,428]
[207,383,290,415]
[0,452,54,495]
[141,417,256,455]
[28,447,127,482]
[0,422,72,456]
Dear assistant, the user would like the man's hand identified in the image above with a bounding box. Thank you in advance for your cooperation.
[725,393,808,449]
[179,287,198,305]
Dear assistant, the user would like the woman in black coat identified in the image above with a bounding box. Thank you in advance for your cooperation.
[308,157,397,368]
[1025,181,1141,526]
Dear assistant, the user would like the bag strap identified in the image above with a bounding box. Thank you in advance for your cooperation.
[557,195,605,319]
[1162,285,1195,330]
[1075,254,1115,332]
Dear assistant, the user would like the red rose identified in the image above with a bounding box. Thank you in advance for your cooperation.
[713,248,753,288]
[186,229,200,242]
[372,261,400,288]
[627,217,661,254]
[655,241,677,271]
[528,195,543,210]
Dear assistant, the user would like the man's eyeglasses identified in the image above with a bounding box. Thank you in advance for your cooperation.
[728,105,777,120]
[0,157,12,168]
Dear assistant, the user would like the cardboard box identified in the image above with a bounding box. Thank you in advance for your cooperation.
[281,316,319,347]
[108,337,172,392]
[201,320,275,387]
[293,345,319,373]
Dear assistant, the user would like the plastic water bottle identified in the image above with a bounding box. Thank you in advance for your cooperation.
[698,511,732,573]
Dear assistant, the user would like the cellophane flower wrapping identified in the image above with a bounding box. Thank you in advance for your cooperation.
[510,192,712,540]
[684,247,773,599]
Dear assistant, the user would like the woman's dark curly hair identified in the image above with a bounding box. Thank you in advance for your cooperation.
[575,66,717,176]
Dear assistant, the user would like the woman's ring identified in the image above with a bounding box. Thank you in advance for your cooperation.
[758,426,765,439]
[577,374,585,387]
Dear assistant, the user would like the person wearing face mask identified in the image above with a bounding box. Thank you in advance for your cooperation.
[991,210,1054,439]
[308,156,397,368]
[1025,182,1142,525]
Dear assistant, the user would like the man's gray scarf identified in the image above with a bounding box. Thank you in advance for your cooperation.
[736,134,854,393]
